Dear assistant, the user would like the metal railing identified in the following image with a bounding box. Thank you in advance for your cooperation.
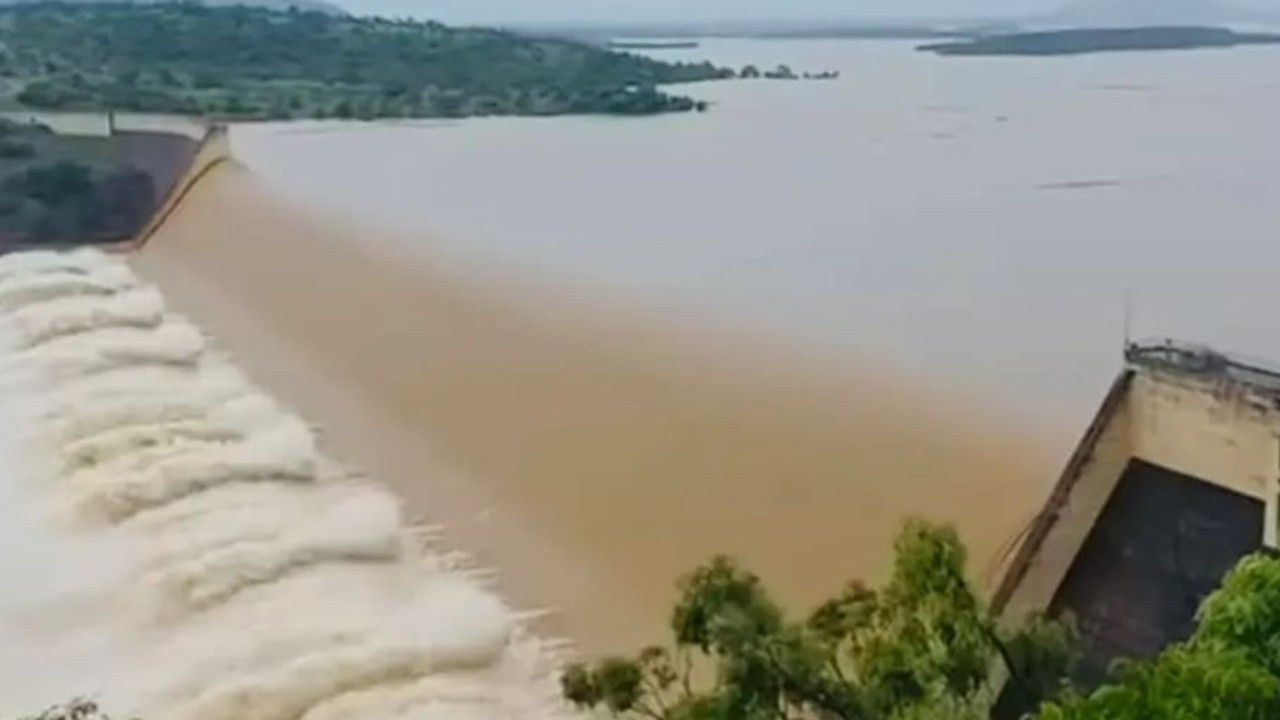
[1125,338,1280,396]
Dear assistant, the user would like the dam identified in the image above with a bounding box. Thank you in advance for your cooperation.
[1,117,1274,717]
[993,339,1280,715]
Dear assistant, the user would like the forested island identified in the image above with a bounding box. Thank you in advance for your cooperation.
[920,26,1280,56]
[0,2,736,120]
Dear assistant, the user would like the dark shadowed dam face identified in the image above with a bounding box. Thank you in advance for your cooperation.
[1051,459,1263,685]
[130,161,1056,652]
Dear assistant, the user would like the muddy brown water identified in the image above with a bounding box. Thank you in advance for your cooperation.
[131,160,1052,652]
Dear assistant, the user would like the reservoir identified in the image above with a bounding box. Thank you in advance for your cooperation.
[135,38,1280,651]
[235,39,1280,437]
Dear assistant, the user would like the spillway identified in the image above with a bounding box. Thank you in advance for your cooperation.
[130,156,1054,652]
[0,248,570,719]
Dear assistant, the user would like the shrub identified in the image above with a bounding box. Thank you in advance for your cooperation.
[0,138,36,159]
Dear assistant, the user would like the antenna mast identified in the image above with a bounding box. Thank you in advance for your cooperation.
[1123,291,1133,351]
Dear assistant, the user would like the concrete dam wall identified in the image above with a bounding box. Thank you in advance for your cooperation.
[996,340,1280,701]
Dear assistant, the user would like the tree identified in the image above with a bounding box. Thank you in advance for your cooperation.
[1036,647,1280,720]
[0,138,36,159]
[155,67,182,88]
[1035,553,1280,720]
[763,65,798,80]
[7,160,94,205]
[1192,553,1280,675]
[16,698,115,720]
[221,93,255,117]
[562,519,1077,720]
[17,80,93,110]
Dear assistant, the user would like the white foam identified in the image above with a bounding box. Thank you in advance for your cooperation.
[0,264,139,311]
[3,287,166,349]
[63,421,318,524]
[0,249,573,719]
[0,247,114,283]
[60,419,244,474]
[9,320,205,378]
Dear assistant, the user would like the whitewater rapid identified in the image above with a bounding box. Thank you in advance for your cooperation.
[0,248,572,719]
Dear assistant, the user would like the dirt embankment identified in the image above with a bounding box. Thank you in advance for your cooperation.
[129,161,1054,652]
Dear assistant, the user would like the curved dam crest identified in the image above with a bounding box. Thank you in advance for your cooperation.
[0,248,569,718]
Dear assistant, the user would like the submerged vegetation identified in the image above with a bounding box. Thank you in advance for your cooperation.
[0,2,734,120]
[564,519,1280,720]
[738,64,840,80]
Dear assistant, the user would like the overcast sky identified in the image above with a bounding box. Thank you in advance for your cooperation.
[340,0,1275,25]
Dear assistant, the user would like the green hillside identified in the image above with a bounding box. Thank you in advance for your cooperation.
[0,2,732,119]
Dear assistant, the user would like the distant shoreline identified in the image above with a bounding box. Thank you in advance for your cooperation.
[920,26,1280,56]
[534,22,981,42]
[607,40,702,50]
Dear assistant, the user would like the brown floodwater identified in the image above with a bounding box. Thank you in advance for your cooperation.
[131,159,1053,652]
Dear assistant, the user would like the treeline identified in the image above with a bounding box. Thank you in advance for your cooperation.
[0,2,733,119]
[565,519,1280,720]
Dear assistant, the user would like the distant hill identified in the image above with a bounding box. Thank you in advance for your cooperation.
[0,0,346,11]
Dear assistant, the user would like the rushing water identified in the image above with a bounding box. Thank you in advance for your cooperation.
[0,249,568,718]
[233,39,1280,438]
